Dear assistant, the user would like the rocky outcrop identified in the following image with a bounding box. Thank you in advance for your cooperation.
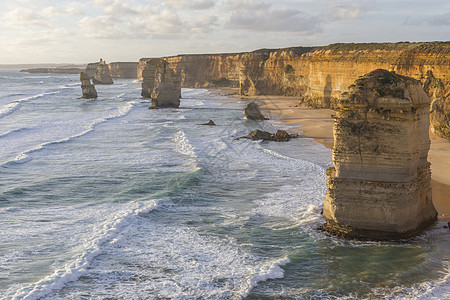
[141,59,181,108]
[80,72,97,99]
[92,59,113,84]
[243,102,267,120]
[200,120,216,126]
[138,42,450,139]
[242,129,298,141]
[321,69,437,240]
[20,67,84,74]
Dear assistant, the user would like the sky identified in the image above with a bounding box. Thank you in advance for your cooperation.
[1,0,449,64]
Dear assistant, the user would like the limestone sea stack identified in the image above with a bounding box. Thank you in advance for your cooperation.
[80,72,97,99]
[92,59,114,85]
[321,69,437,240]
[142,58,181,108]
[244,102,267,120]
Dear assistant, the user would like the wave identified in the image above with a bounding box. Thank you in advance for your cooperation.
[0,127,31,139]
[239,257,291,298]
[1,101,137,167]
[0,91,60,120]
[7,200,159,300]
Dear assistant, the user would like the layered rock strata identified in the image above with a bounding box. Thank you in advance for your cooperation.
[321,69,437,240]
[138,42,450,139]
[80,72,97,99]
[93,59,114,84]
[85,61,138,79]
[141,59,181,108]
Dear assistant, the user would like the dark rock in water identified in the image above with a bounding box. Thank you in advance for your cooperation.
[92,59,114,85]
[447,221,450,229]
[241,129,299,142]
[80,72,97,99]
[244,102,267,120]
[243,130,273,141]
[273,130,291,142]
[200,120,216,126]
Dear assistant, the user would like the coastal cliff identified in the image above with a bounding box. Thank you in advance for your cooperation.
[85,61,138,79]
[138,42,450,139]
[321,70,437,240]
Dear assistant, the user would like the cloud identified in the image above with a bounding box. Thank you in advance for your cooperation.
[78,15,128,39]
[226,9,321,33]
[5,7,50,27]
[94,0,140,15]
[224,0,272,11]
[154,0,215,10]
[428,12,450,25]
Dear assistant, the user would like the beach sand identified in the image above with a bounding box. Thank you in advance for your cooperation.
[228,93,450,221]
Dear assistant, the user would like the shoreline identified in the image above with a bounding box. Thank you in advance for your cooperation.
[221,91,450,221]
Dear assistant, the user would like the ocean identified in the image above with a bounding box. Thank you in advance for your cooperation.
[0,70,448,299]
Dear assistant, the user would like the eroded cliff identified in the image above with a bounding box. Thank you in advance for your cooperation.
[138,42,450,139]
[321,69,437,240]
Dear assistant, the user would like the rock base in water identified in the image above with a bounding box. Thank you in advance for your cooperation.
[244,102,268,120]
[322,69,437,240]
[242,129,298,141]
[80,72,97,99]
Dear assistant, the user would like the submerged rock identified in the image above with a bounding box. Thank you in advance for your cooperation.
[243,130,273,141]
[80,72,97,99]
[321,69,437,240]
[200,120,216,126]
[242,129,298,141]
[92,59,114,85]
[244,102,267,120]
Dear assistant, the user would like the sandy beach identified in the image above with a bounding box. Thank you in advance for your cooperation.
[230,93,450,221]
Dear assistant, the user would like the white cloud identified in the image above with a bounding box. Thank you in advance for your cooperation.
[78,15,128,39]
[5,7,50,27]
[224,0,272,11]
[226,8,321,33]
[156,0,216,10]
[94,0,140,15]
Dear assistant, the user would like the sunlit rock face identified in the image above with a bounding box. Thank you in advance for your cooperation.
[92,59,114,85]
[141,59,181,108]
[321,69,437,240]
[80,72,97,99]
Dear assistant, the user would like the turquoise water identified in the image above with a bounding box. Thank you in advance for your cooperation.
[0,70,448,299]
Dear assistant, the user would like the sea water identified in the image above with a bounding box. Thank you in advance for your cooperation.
[0,70,448,299]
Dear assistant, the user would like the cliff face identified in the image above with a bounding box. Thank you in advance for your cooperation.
[85,61,138,79]
[140,42,449,139]
[321,70,437,240]
[109,62,138,79]
[92,59,113,85]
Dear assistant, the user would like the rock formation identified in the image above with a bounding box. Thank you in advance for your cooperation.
[108,62,138,78]
[200,120,216,126]
[141,58,181,108]
[138,42,450,139]
[80,72,97,99]
[242,129,297,142]
[92,59,114,84]
[243,102,267,120]
[321,69,437,240]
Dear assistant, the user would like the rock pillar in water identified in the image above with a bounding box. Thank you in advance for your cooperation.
[142,58,181,108]
[321,69,437,240]
[92,59,114,85]
[80,72,97,99]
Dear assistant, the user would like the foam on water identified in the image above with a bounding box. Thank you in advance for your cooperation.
[0,91,60,119]
[5,200,159,300]
[0,101,137,167]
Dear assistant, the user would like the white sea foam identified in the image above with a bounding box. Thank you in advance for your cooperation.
[0,91,60,119]
[1,101,137,167]
[7,200,159,300]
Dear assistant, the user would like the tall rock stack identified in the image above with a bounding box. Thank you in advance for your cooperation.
[321,69,437,240]
[80,72,97,99]
[141,58,181,108]
[93,59,114,85]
